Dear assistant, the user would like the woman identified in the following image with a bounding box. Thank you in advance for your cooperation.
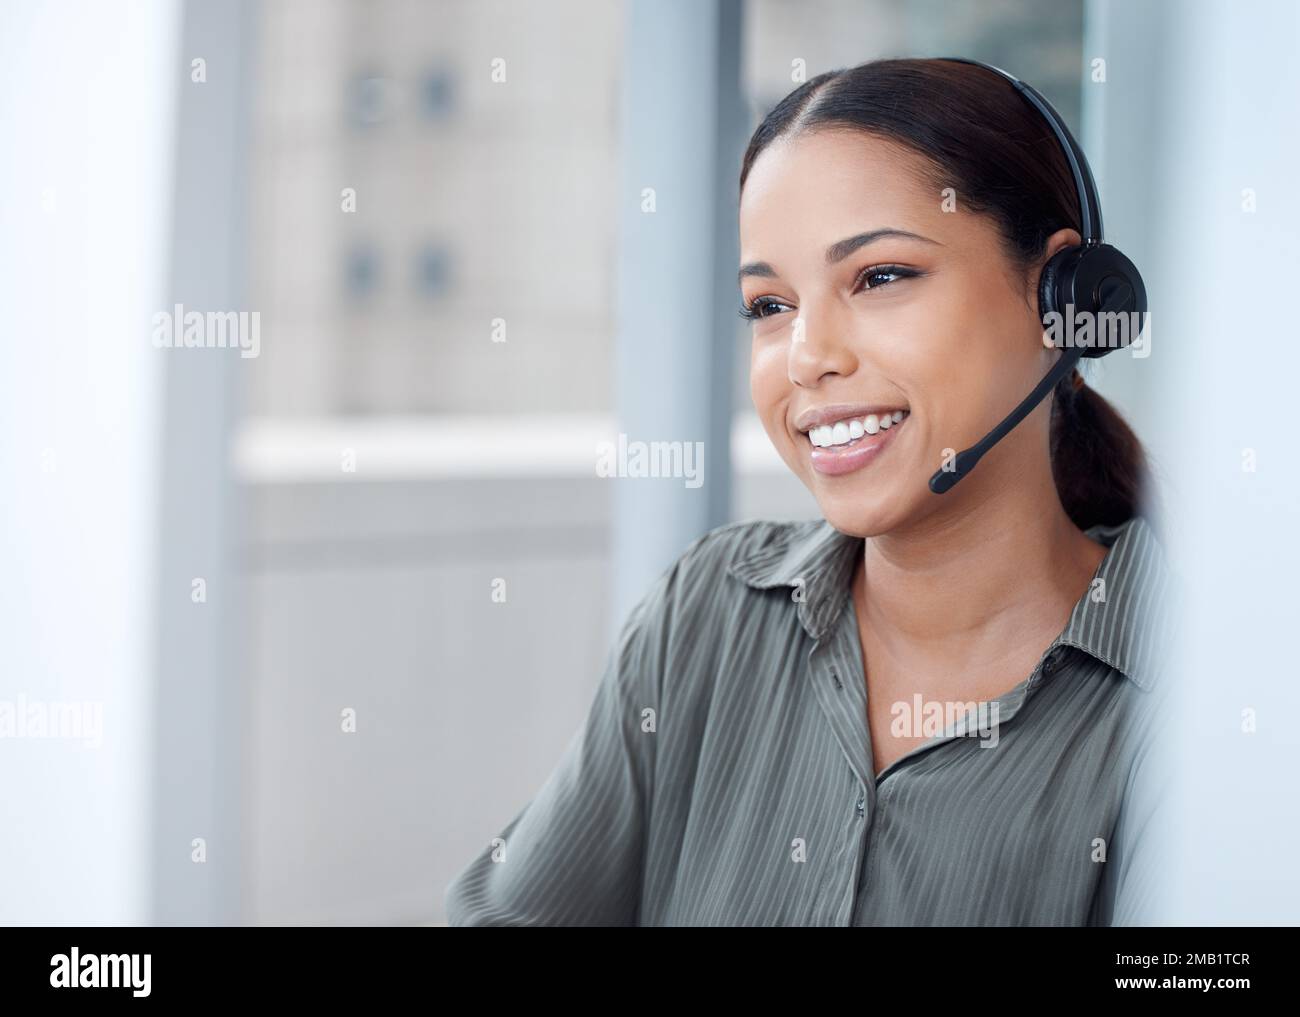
[444,57,1177,926]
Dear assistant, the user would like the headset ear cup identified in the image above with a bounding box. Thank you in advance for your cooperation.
[1037,246,1078,325]
[1072,244,1148,356]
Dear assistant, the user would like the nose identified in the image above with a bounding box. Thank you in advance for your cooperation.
[786,305,858,388]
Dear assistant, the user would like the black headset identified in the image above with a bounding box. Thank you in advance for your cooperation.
[927,57,1149,495]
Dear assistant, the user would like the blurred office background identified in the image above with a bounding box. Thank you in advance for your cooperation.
[2,0,1297,924]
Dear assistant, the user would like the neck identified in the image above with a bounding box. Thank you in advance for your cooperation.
[855,457,1108,667]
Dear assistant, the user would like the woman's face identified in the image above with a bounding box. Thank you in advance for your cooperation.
[739,128,1069,537]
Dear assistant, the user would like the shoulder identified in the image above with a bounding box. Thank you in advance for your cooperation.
[1069,513,1184,696]
[669,516,822,591]
[623,517,818,632]
[611,519,818,698]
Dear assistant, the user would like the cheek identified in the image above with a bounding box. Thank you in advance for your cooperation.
[885,286,967,362]
[856,315,948,404]
[748,340,788,412]
[858,306,966,460]
[748,340,806,466]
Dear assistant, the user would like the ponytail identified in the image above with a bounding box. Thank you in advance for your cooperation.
[1050,367,1150,530]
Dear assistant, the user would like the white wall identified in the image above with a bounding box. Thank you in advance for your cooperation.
[1090,0,1300,922]
[0,0,180,923]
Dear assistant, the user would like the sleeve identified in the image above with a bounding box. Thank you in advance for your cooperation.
[1093,695,1177,926]
[442,541,690,926]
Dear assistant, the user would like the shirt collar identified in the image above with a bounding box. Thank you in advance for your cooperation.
[725,514,1177,692]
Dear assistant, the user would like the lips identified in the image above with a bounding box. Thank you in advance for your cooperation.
[805,410,908,477]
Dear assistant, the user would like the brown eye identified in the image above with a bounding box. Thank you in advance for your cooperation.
[856,264,921,291]
[738,297,793,321]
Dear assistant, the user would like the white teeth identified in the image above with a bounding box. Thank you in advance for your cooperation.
[806,410,908,448]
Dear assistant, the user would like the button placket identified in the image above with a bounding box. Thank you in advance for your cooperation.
[850,773,894,923]
[807,625,874,793]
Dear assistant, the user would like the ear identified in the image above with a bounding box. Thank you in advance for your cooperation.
[1024,227,1083,309]
[1042,227,1083,265]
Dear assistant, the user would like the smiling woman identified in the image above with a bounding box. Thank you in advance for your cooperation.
[444,57,1177,927]
[737,69,1146,537]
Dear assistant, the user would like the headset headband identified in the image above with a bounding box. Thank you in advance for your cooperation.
[938,57,1103,244]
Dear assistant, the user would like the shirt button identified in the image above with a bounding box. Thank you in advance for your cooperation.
[1043,648,1065,675]
[855,790,865,816]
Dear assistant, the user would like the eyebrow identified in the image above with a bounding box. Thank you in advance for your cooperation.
[737,227,941,286]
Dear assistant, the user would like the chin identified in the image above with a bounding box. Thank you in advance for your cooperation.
[768,431,919,536]
[811,489,907,538]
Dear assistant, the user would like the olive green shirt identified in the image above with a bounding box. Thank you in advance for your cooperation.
[445,514,1179,926]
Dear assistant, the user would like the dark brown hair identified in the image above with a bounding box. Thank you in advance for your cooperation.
[738,57,1149,531]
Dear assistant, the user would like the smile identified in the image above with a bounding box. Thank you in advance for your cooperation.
[804,410,909,476]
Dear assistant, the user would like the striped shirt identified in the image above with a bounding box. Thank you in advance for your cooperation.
[444,513,1179,926]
